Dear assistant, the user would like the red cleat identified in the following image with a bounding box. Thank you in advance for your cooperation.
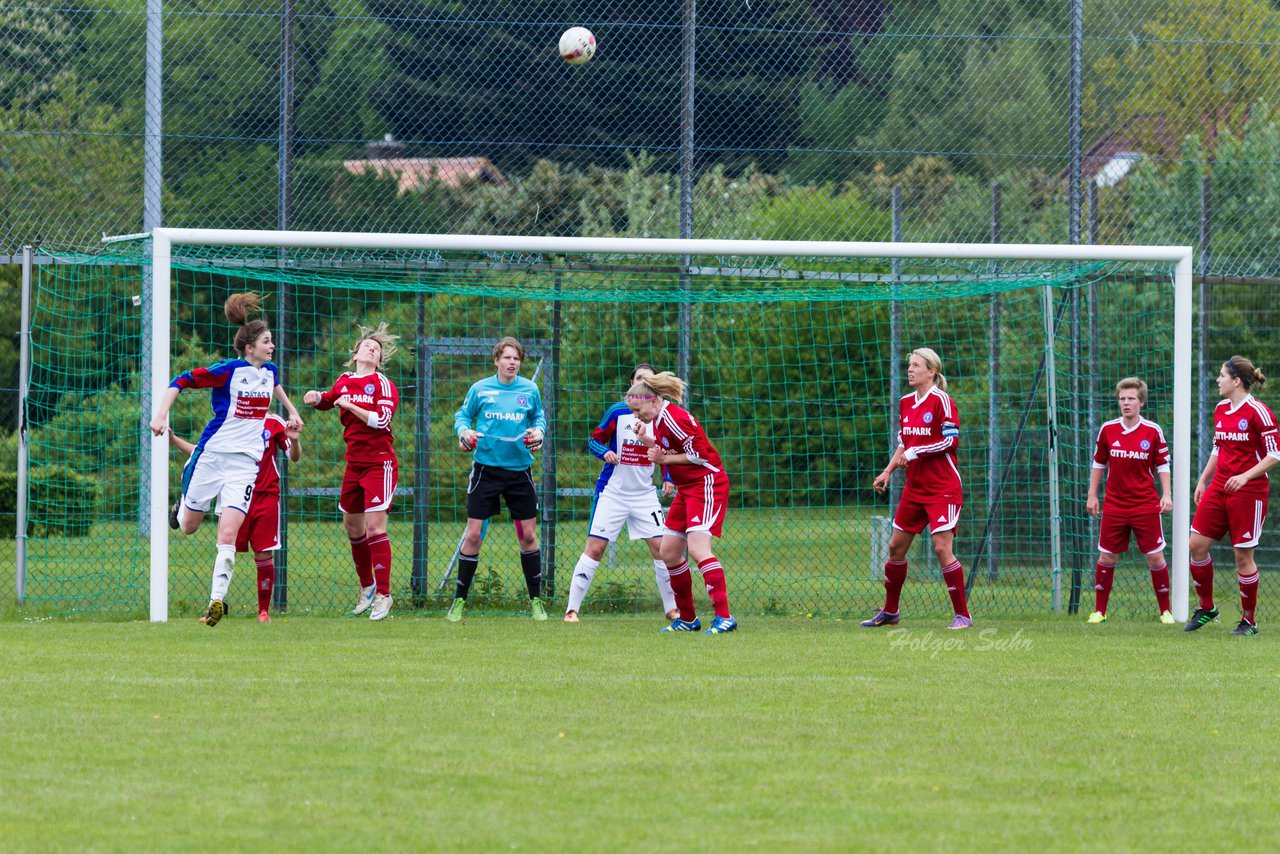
[257,610,271,623]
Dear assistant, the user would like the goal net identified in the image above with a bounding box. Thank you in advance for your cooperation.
[17,231,1193,622]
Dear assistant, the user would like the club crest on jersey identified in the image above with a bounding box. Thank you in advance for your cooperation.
[661,437,670,448]
[364,383,375,395]
[1239,418,1249,431]
[1139,439,1151,450]
[261,428,271,442]
[923,412,934,424]
[517,395,528,407]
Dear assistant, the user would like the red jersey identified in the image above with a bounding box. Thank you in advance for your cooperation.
[897,387,961,500]
[253,414,292,497]
[652,401,726,491]
[315,371,398,464]
[1210,395,1280,496]
[1092,417,1168,514]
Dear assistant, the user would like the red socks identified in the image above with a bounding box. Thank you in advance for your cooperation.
[367,533,392,596]
[1094,561,1115,614]
[698,556,731,619]
[1239,571,1259,624]
[1149,563,1172,614]
[350,534,374,588]
[1190,556,1215,610]
[666,561,695,620]
[882,559,907,613]
[881,559,968,617]
[256,555,274,613]
[940,560,969,618]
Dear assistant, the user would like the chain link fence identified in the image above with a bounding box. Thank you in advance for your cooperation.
[1,0,1278,271]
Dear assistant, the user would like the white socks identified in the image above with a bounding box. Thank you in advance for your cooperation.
[653,559,677,614]
[210,543,235,602]
[566,554,599,614]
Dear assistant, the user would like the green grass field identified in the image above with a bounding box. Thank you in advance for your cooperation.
[16,507,1249,621]
[1,614,1275,851]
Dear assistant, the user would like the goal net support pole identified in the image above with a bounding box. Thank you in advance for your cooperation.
[135,228,1192,623]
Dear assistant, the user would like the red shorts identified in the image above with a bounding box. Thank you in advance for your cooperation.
[1192,486,1267,548]
[1098,508,1165,555]
[664,472,730,538]
[235,494,281,554]
[893,495,961,535]
[339,459,398,514]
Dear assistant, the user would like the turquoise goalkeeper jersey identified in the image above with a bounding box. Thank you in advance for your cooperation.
[454,374,547,470]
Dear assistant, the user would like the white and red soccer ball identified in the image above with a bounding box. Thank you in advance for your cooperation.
[559,27,596,65]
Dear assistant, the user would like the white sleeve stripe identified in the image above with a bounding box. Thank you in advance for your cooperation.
[910,436,956,455]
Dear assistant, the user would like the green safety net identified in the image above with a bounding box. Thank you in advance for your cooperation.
[16,241,1195,620]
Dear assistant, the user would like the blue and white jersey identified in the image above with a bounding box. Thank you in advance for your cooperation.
[588,401,670,497]
[171,359,279,458]
[454,374,546,471]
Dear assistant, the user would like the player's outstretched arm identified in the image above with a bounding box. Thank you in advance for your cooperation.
[149,387,182,436]
[273,384,304,429]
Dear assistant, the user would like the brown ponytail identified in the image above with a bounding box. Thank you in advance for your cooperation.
[225,292,270,357]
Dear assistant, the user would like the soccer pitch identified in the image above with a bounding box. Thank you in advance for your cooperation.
[1,616,1275,850]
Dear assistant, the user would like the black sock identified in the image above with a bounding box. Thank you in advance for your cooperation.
[521,549,542,599]
[456,553,479,600]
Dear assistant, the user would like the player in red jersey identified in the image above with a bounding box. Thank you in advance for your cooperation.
[866,348,972,629]
[1187,356,1279,636]
[170,414,301,622]
[304,323,401,622]
[1084,378,1174,624]
[625,371,737,634]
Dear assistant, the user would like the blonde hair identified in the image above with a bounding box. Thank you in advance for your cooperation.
[492,336,525,362]
[628,371,686,402]
[347,322,400,368]
[1226,356,1267,391]
[1115,377,1148,404]
[910,347,947,392]
[224,292,269,356]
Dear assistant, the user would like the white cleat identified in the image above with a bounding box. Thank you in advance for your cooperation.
[352,584,375,616]
[369,593,393,621]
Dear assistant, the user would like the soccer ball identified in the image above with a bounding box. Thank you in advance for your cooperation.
[559,27,596,65]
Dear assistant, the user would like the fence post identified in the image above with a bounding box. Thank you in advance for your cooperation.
[1197,174,1212,468]
[987,182,1001,581]
[888,185,903,537]
[139,0,164,536]
[412,296,431,605]
[16,246,33,605]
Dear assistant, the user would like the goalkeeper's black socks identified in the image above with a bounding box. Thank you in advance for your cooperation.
[521,549,542,599]
[455,553,479,600]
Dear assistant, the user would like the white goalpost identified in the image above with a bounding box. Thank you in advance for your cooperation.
[121,227,1193,623]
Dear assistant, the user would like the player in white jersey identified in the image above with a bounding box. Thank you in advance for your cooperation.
[564,365,677,622]
[149,292,304,627]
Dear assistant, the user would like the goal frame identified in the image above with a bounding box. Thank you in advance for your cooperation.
[123,227,1194,623]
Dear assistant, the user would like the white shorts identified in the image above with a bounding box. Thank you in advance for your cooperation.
[588,489,665,542]
[181,448,259,516]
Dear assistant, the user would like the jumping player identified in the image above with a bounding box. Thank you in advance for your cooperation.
[449,337,548,622]
[149,292,303,628]
[565,364,678,623]
[170,413,301,623]
[1187,356,1279,635]
[866,347,972,630]
[303,323,401,622]
[1084,377,1174,623]
[625,371,737,634]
